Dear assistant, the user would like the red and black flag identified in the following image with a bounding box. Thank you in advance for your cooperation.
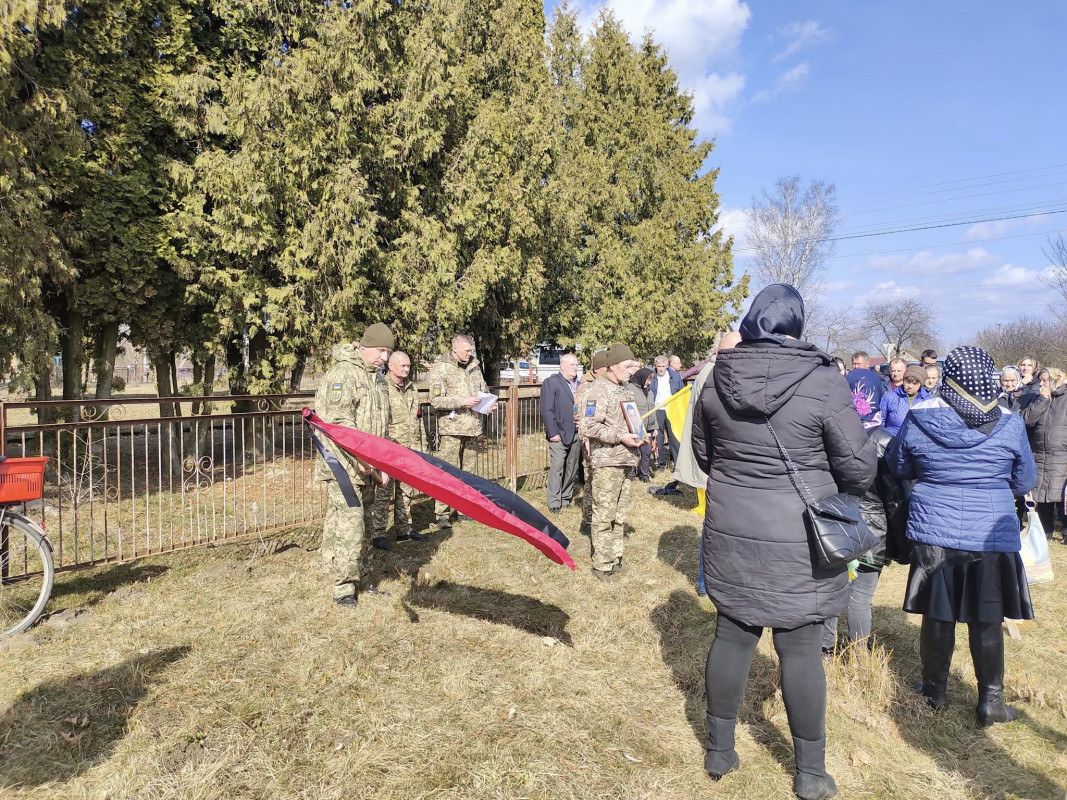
[303,409,575,569]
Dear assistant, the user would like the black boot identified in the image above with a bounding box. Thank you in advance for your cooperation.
[969,622,1017,727]
[919,617,955,710]
[792,736,837,799]
[704,714,740,780]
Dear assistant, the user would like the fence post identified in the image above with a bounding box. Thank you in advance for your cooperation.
[506,370,519,491]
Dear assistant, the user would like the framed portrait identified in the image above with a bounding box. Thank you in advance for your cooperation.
[620,400,646,440]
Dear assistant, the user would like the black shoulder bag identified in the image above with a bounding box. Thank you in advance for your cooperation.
[765,418,878,569]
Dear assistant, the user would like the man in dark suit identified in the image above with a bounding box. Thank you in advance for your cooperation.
[540,352,582,513]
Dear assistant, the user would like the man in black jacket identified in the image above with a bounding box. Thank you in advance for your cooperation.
[541,353,582,513]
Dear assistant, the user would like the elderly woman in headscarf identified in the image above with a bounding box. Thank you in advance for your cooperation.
[692,284,876,799]
[1021,366,1067,538]
[886,346,1035,726]
[998,366,1023,411]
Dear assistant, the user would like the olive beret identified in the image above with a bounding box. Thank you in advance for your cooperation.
[360,322,395,350]
[605,343,635,366]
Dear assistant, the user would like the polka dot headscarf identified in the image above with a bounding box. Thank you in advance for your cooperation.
[940,345,1002,429]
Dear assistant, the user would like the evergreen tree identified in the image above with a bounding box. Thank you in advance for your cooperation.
[544,8,746,360]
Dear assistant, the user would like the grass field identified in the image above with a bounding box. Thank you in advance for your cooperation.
[1,476,1066,799]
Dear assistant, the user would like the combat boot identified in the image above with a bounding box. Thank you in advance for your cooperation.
[969,622,1017,727]
[704,714,739,780]
[919,617,955,710]
[792,736,837,799]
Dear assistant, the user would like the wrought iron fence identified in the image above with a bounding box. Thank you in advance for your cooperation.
[0,385,549,576]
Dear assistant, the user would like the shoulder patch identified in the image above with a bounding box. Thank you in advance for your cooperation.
[585,399,597,417]
[332,382,343,390]
[432,383,442,398]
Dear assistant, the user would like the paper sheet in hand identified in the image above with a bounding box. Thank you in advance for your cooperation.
[473,392,498,414]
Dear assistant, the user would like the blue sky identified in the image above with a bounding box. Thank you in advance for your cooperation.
[546,0,1067,347]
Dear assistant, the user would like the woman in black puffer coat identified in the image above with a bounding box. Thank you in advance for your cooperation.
[692,284,877,800]
[1021,368,1067,537]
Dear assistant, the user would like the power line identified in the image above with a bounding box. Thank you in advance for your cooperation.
[827,226,1066,261]
[840,162,1067,201]
[732,208,1067,253]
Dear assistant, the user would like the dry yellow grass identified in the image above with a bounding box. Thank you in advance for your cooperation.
[1,479,1066,799]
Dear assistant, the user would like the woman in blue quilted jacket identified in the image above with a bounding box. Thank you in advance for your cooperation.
[886,346,1036,727]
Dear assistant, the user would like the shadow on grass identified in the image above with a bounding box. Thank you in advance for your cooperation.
[0,645,191,788]
[50,562,170,607]
[655,526,794,770]
[876,615,1064,799]
[655,523,703,595]
[651,589,794,773]
[404,581,572,646]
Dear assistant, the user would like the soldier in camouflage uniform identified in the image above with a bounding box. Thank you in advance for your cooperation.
[314,323,393,608]
[371,351,430,546]
[575,349,609,536]
[427,335,488,529]
[579,343,643,582]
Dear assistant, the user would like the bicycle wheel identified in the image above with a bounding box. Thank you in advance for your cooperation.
[0,511,54,636]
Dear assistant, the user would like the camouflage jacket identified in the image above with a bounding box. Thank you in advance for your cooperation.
[385,377,423,450]
[427,352,488,437]
[579,376,639,468]
[573,373,596,440]
[313,344,390,484]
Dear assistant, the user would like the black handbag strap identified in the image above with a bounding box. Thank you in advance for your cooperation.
[764,418,817,509]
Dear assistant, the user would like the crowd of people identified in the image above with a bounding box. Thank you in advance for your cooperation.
[313,286,1057,799]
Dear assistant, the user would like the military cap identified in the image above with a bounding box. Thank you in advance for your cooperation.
[360,323,395,350]
[590,349,609,372]
[605,343,635,366]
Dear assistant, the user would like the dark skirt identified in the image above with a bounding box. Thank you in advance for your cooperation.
[903,544,1034,623]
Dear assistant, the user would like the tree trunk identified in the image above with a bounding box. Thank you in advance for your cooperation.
[191,353,215,416]
[154,350,177,418]
[288,351,307,393]
[34,365,57,427]
[93,320,120,400]
[153,350,182,477]
[60,304,84,406]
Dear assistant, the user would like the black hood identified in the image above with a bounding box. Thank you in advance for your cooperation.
[714,339,831,417]
[739,284,805,344]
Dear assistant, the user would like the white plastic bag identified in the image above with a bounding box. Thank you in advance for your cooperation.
[1020,496,1054,585]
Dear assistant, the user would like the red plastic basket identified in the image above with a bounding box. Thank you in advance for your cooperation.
[0,457,49,503]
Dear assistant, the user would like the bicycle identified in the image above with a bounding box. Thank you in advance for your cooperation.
[0,457,53,636]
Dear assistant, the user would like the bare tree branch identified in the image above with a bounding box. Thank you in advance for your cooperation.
[861,298,939,360]
[747,176,840,301]
[1040,234,1067,317]
[973,315,1067,367]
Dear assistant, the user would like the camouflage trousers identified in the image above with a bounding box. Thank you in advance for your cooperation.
[373,478,416,535]
[589,465,632,572]
[581,446,592,527]
[434,435,476,519]
[323,479,377,600]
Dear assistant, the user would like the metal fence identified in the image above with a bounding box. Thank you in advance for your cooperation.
[0,385,549,577]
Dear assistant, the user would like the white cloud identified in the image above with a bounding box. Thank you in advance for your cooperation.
[574,0,751,136]
[751,61,810,103]
[688,72,746,135]
[773,20,833,62]
[823,279,857,293]
[598,0,751,76]
[962,213,1053,242]
[981,263,1054,289]
[714,207,750,248]
[851,280,922,304]
[865,247,1002,276]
